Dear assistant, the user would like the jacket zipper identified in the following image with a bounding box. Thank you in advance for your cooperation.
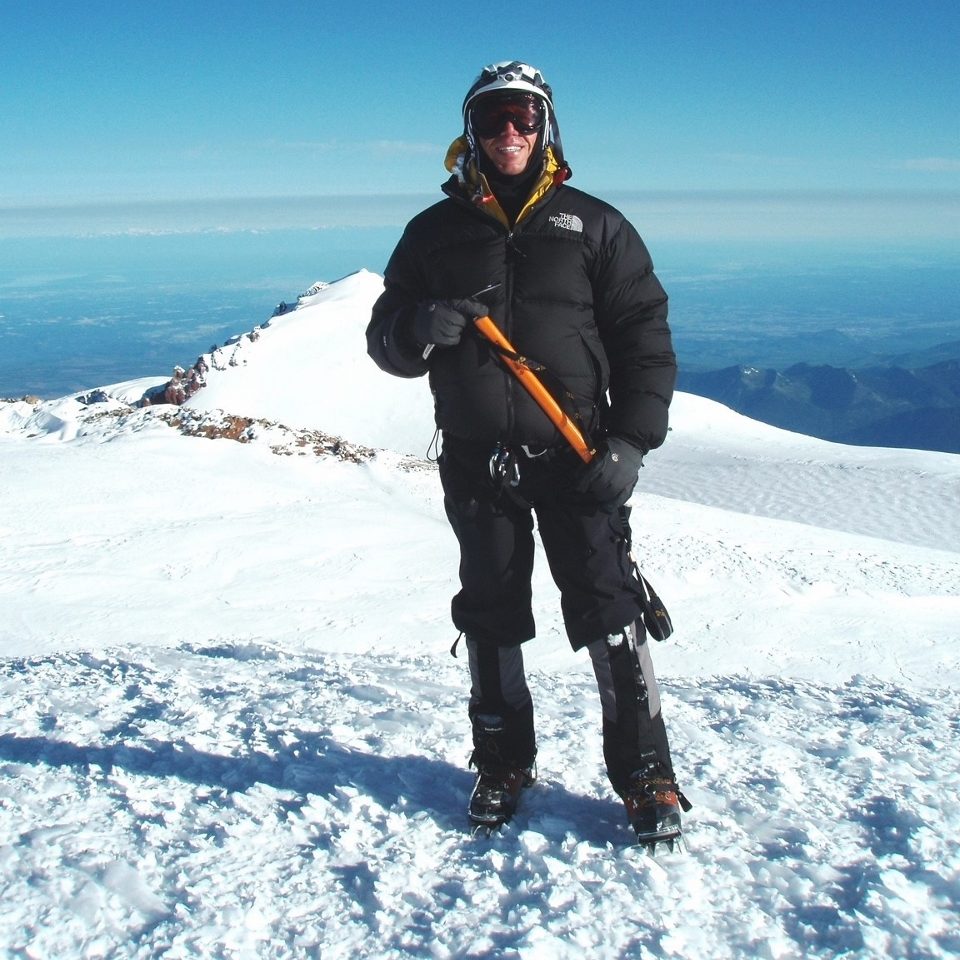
[504,228,517,440]
[444,185,553,444]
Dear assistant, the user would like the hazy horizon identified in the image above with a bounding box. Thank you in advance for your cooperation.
[2,218,958,401]
[2,190,959,245]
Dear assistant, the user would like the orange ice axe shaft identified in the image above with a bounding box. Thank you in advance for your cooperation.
[473,315,596,464]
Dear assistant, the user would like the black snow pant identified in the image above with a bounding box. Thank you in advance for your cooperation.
[439,436,675,794]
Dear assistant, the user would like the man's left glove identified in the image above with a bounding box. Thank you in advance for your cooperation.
[574,436,645,504]
[412,298,488,350]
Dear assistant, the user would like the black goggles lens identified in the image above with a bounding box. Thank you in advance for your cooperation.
[471,97,545,138]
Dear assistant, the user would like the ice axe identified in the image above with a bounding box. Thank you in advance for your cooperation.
[471,313,597,464]
[421,283,596,464]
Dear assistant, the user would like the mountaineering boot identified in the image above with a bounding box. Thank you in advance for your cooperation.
[468,761,537,828]
[467,711,537,828]
[621,765,691,851]
[588,627,690,848]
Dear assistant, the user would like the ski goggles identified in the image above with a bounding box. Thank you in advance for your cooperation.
[470,95,545,138]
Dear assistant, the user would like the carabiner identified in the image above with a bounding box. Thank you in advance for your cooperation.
[488,443,521,488]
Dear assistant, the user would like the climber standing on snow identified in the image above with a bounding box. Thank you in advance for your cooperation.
[366,61,688,847]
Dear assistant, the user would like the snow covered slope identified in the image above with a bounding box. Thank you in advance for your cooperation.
[1,270,958,958]
[186,269,432,454]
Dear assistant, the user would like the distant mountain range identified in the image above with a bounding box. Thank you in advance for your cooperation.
[678,356,960,454]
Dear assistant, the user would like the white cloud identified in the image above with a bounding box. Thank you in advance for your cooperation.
[710,151,812,169]
[264,138,438,156]
[369,140,438,156]
[897,157,960,173]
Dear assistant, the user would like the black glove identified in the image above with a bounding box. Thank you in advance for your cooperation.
[412,298,487,350]
[574,436,645,505]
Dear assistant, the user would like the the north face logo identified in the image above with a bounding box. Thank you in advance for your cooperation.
[549,213,583,233]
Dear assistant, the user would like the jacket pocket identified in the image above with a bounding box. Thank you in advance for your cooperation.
[577,328,610,429]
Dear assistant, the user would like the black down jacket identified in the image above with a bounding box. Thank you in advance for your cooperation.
[366,177,675,454]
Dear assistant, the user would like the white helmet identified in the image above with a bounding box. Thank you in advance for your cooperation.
[462,61,554,118]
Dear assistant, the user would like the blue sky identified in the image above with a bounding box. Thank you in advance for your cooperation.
[2,0,958,207]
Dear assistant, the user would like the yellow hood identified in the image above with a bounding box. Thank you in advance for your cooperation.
[444,136,565,228]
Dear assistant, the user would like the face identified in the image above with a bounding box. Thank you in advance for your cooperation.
[471,94,545,176]
[479,124,539,176]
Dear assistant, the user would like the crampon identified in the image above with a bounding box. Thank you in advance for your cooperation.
[622,774,692,853]
[468,762,536,833]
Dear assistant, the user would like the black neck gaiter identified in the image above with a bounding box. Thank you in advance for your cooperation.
[478,151,544,226]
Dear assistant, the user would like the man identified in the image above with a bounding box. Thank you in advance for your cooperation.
[366,61,688,847]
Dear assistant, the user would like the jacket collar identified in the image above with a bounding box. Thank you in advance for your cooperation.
[443,136,565,227]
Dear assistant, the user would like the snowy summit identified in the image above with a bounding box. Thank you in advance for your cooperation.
[1,270,958,958]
